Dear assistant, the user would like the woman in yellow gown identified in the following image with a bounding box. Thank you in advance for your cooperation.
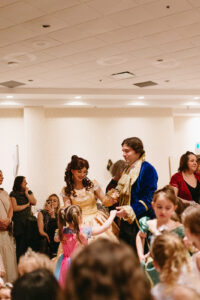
[61,155,119,242]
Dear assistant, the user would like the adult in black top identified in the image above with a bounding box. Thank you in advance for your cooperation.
[37,194,60,258]
[10,176,37,262]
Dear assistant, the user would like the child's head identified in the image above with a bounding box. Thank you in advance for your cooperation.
[151,232,188,286]
[0,283,13,300]
[152,185,178,222]
[182,206,200,250]
[11,269,60,300]
[58,205,82,242]
[18,248,53,276]
[65,238,153,300]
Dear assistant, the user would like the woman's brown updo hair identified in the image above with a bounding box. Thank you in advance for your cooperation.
[64,155,94,197]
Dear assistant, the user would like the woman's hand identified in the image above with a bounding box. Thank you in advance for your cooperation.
[44,233,50,243]
[116,206,128,218]
[47,206,55,218]
[0,218,10,230]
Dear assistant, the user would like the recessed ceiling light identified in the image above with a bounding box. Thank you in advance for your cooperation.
[194,97,200,100]
[128,102,146,106]
[6,95,13,99]
[74,96,82,99]
[0,101,20,106]
[137,96,144,100]
[65,101,88,106]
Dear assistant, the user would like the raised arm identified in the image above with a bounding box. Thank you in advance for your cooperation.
[136,231,147,262]
[25,188,37,205]
[91,210,116,236]
[11,197,30,212]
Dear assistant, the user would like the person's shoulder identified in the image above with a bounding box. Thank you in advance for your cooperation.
[195,172,200,181]
[92,179,99,190]
[9,190,16,197]
[171,172,182,181]
[141,161,158,175]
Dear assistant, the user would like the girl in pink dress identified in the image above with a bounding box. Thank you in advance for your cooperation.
[54,205,116,287]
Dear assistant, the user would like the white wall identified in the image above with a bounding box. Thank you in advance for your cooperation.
[3,107,197,208]
[0,109,25,192]
[45,107,175,205]
[170,116,200,174]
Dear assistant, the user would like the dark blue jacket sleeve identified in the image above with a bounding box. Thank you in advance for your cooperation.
[131,162,158,218]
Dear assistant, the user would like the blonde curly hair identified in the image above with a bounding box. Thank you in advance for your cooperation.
[151,232,189,287]
[18,248,53,276]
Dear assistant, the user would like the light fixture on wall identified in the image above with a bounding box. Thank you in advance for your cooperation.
[74,96,82,99]
[0,101,20,106]
[6,95,13,99]
[137,96,144,100]
[194,97,200,100]
[128,102,146,106]
[64,101,88,106]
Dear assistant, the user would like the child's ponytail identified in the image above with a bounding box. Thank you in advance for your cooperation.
[65,205,82,243]
[58,208,67,241]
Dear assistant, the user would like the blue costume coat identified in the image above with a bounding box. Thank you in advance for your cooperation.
[131,161,158,219]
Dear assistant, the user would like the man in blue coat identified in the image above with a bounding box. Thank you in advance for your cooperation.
[116,137,158,250]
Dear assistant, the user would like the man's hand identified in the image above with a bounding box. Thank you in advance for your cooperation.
[116,206,128,218]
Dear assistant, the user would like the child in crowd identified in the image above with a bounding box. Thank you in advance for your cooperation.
[136,185,184,285]
[182,206,200,278]
[65,238,154,300]
[136,185,184,263]
[0,283,12,300]
[55,205,117,287]
[18,248,53,276]
[11,269,60,300]
[151,231,199,300]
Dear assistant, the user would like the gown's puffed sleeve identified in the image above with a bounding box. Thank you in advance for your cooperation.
[139,216,150,234]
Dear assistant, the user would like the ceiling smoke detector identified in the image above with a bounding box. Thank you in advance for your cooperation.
[111,71,135,80]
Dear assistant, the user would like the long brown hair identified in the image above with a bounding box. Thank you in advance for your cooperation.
[64,155,93,197]
[58,205,82,243]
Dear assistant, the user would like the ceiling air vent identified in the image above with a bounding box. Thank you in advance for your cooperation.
[134,81,158,88]
[111,71,135,80]
[0,80,25,88]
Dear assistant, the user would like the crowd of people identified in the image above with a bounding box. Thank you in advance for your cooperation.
[0,136,200,300]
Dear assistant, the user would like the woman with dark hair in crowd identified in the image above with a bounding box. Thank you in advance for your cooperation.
[0,170,17,282]
[10,176,37,261]
[37,194,60,258]
[61,155,118,242]
[170,151,200,205]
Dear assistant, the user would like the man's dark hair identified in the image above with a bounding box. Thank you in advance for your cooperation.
[122,137,145,156]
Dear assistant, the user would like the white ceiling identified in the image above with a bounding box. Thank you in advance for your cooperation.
[1,0,200,110]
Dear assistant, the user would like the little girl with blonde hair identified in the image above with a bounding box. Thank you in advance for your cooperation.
[151,231,199,299]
